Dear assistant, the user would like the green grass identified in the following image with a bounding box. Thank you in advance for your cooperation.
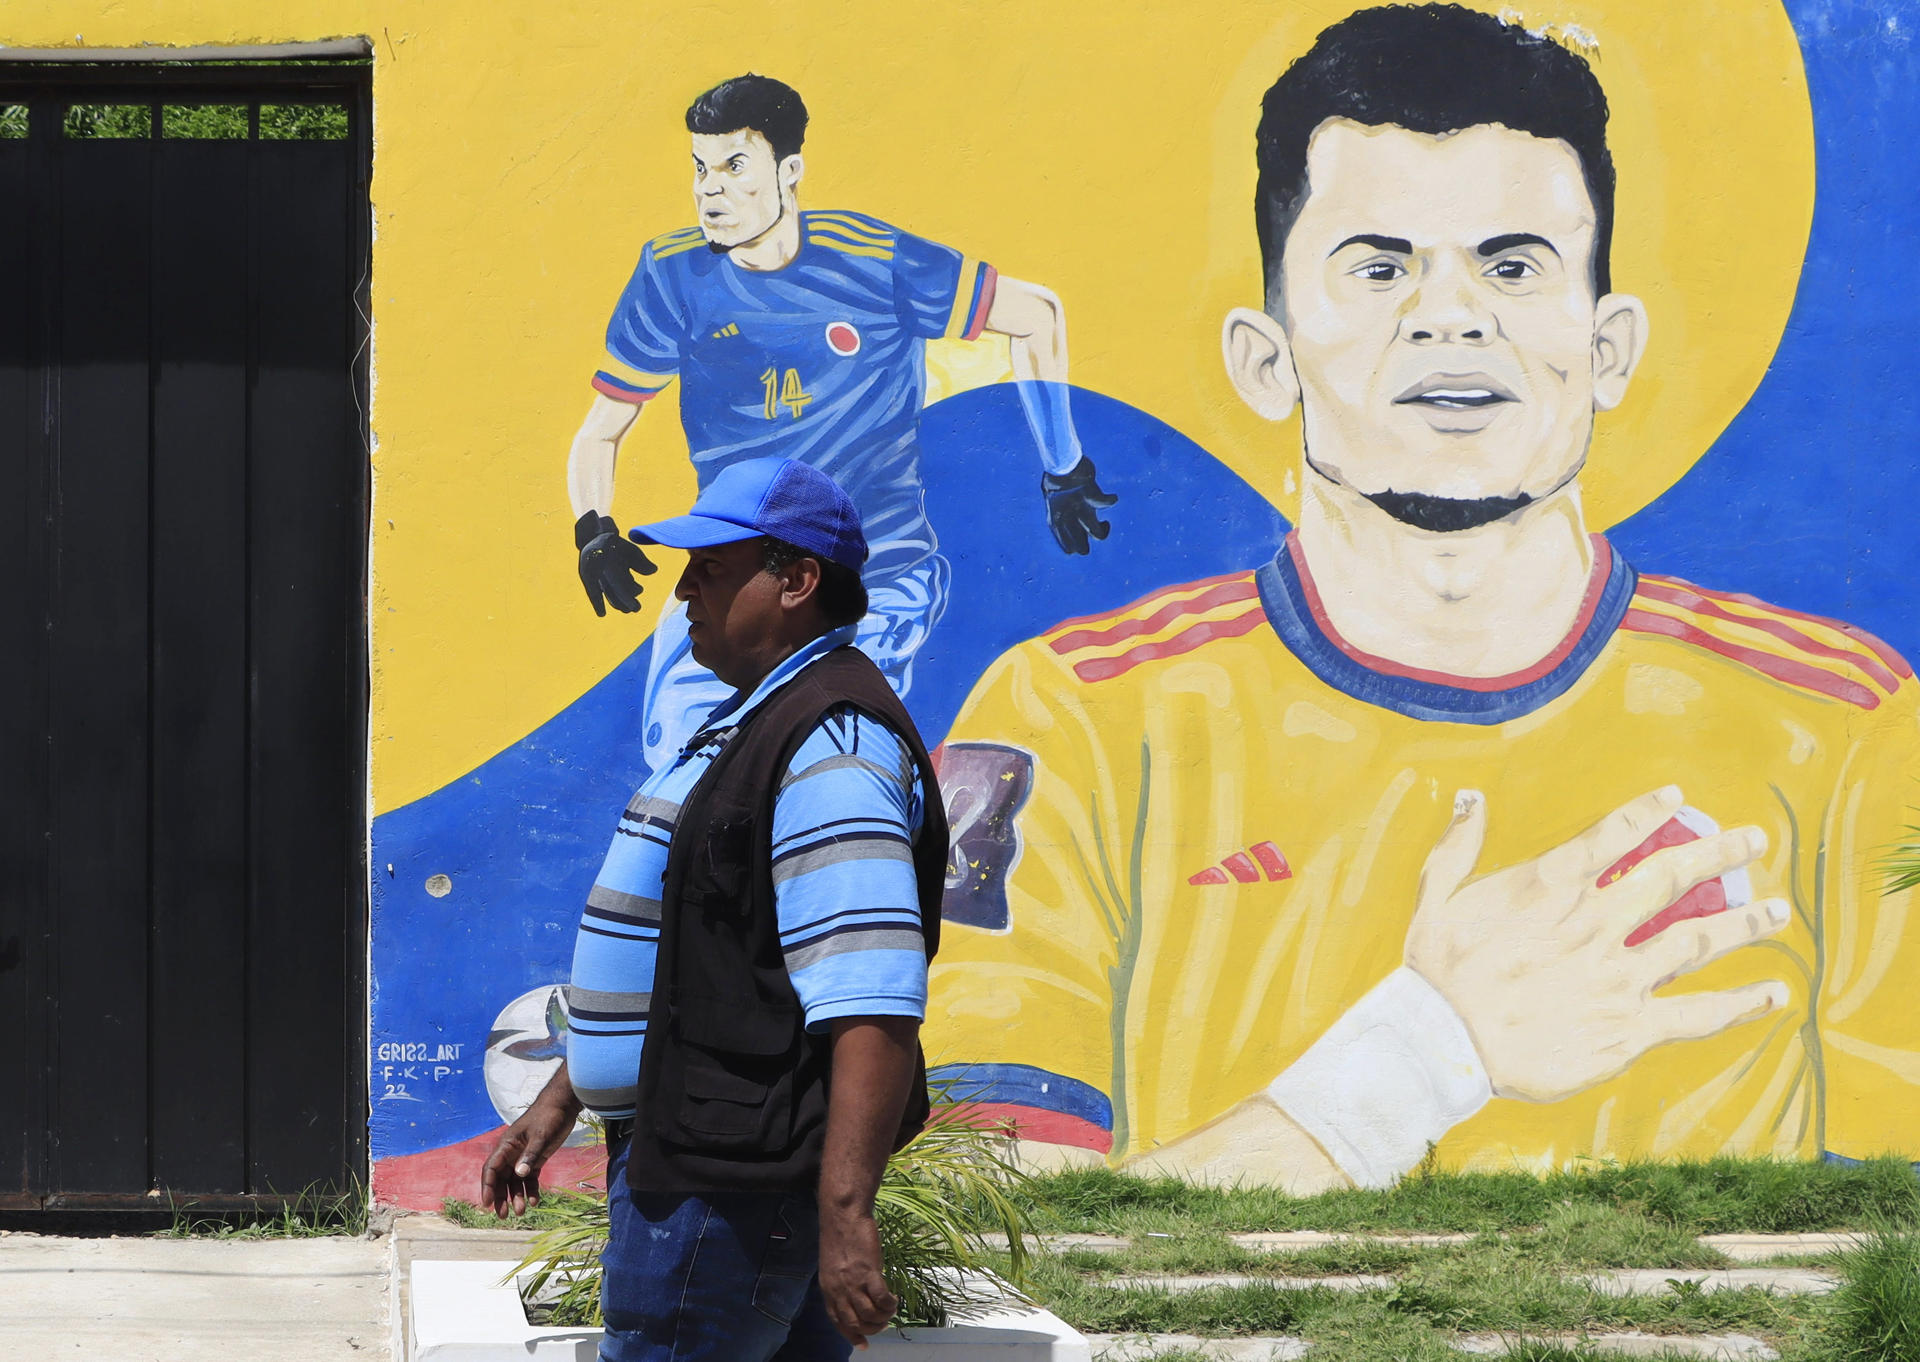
[438,1157,1920,1359]
[1020,1253,1815,1340]
[1057,1234,1426,1278]
[155,1180,369,1239]
[1017,1223,1920,1360]
[1515,1201,1731,1269]
[1053,1203,1727,1277]
[1810,1225,1920,1361]
[439,1190,605,1230]
[1017,1155,1920,1235]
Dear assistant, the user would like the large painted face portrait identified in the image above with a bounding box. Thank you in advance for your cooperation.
[1275,119,1645,511]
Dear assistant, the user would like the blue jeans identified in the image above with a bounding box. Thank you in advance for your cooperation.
[599,1137,851,1362]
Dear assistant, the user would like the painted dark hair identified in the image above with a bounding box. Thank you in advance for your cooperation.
[1255,4,1615,297]
[686,74,809,163]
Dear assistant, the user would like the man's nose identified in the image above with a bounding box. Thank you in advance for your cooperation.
[674,566,697,601]
[1400,267,1494,345]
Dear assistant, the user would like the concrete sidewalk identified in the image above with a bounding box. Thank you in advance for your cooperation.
[0,1231,390,1361]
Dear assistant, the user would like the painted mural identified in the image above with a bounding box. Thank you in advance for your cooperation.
[363,0,1920,1206]
[567,72,1117,772]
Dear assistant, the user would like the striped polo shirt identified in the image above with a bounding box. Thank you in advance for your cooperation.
[565,626,930,1119]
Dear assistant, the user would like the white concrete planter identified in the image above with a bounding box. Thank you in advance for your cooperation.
[409,1259,1090,1361]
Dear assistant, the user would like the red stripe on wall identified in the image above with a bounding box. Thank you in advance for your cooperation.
[1071,608,1267,683]
[1621,608,1880,710]
[373,1129,608,1211]
[947,1102,1115,1153]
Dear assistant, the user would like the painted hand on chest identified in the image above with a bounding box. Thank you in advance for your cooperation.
[1602,806,1755,948]
[1403,785,1790,1105]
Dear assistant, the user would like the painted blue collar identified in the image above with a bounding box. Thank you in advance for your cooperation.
[1255,532,1638,725]
[692,624,861,740]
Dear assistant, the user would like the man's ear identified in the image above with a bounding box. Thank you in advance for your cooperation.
[780,555,823,611]
[780,153,805,198]
[1223,307,1300,422]
[1591,293,1649,413]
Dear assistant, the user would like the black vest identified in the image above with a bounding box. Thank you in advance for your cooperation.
[624,646,947,1193]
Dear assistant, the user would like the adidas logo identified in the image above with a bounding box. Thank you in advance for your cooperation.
[710,322,741,339]
[1188,840,1291,886]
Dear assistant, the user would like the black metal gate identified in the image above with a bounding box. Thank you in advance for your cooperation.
[0,64,371,1210]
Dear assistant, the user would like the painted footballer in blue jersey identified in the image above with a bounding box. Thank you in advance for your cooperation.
[595,210,995,578]
[566,74,1118,768]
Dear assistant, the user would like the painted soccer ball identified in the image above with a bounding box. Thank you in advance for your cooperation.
[482,984,597,1146]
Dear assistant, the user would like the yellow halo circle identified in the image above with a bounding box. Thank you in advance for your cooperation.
[1191,0,1814,529]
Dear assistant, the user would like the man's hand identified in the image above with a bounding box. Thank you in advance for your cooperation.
[1042,456,1118,555]
[477,1065,583,1218]
[1405,785,1789,1103]
[819,1207,898,1348]
[575,510,656,616]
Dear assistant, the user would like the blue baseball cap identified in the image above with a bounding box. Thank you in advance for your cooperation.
[627,457,869,571]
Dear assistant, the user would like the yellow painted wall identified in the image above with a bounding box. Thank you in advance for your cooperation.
[3,0,1810,817]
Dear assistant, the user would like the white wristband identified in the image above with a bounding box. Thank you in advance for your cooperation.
[1264,967,1491,1189]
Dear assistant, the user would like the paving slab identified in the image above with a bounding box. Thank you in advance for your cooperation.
[989,1230,1477,1255]
[1090,1335,1311,1360]
[1700,1232,1864,1262]
[1576,1267,1839,1296]
[0,1232,389,1361]
[984,1233,1133,1253]
[1006,1229,1865,1261]
[1101,1273,1397,1293]
[1232,1230,1474,1250]
[1457,1332,1779,1359]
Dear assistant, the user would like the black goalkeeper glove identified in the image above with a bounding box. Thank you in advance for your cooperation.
[575,510,656,616]
[1042,456,1119,555]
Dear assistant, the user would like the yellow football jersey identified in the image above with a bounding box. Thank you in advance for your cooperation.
[927,533,1920,1173]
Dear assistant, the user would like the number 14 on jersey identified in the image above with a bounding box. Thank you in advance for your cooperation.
[761,367,813,420]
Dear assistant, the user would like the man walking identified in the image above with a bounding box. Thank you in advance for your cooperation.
[484,457,948,1357]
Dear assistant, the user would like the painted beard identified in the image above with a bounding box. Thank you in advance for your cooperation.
[1362,488,1535,533]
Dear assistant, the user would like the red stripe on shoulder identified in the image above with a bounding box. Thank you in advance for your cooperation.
[1669,578,1914,682]
[1070,607,1266,684]
[1050,578,1261,656]
[1621,607,1881,710]
[1047,571,1258,652]
[1634,577,1904,696]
